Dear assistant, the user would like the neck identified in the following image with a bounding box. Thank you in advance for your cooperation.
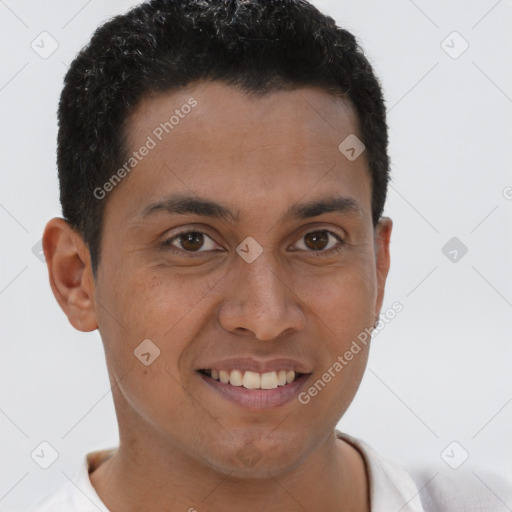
[90,429,369,512]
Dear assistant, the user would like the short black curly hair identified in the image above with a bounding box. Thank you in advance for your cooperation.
[58,0,390,277]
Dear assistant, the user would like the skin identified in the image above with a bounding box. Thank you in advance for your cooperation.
[43,82,392,512]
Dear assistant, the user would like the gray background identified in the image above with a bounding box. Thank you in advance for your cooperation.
[1,0,511,510]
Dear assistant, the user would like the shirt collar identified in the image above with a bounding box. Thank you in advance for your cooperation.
[79,433,426,512]
[336,430,426,512]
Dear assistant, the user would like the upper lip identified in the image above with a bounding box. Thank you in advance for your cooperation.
[196,358,312,374]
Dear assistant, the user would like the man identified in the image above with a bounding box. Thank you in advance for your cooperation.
[32,0,510,510]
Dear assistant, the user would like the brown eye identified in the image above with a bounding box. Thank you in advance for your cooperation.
[304,231,329,250]
[163,231,220,253]
[292,230,344,254]
[178,232,204,251]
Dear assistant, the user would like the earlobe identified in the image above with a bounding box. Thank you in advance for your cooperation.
[42,218,98,332]
[373,216,393,321]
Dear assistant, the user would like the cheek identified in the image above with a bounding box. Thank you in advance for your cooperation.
[96,267,219,426]
[97,265,220,372]
[297,258,376,338]
[292,255,376,413]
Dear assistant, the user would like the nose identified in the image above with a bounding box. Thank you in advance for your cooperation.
[218,253,306,340]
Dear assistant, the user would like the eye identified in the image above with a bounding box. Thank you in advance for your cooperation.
[292,230,344,253]
[162,230,221,253]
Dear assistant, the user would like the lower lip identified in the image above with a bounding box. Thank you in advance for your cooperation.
[198,372,310,409]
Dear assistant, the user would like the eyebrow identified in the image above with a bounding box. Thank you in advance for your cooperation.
[134,193,363,224]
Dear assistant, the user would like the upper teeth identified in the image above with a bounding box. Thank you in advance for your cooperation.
[208,369,296,389]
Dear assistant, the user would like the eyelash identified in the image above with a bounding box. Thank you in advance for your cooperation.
[161,229,346,257]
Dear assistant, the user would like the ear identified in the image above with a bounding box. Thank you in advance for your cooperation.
[373,216,393,321]
[42,218,98,332]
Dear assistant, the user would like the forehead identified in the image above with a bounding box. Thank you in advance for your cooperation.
[109,81,371,225]
[128,81,361,153]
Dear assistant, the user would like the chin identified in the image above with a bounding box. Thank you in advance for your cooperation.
[197,429,308,478]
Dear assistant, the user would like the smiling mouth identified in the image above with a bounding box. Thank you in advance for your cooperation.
[198,369,305,390]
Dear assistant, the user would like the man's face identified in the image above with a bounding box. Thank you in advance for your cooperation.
[89,82,391,475]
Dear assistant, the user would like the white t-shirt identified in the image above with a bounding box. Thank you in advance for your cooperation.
[29,431,512,511]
